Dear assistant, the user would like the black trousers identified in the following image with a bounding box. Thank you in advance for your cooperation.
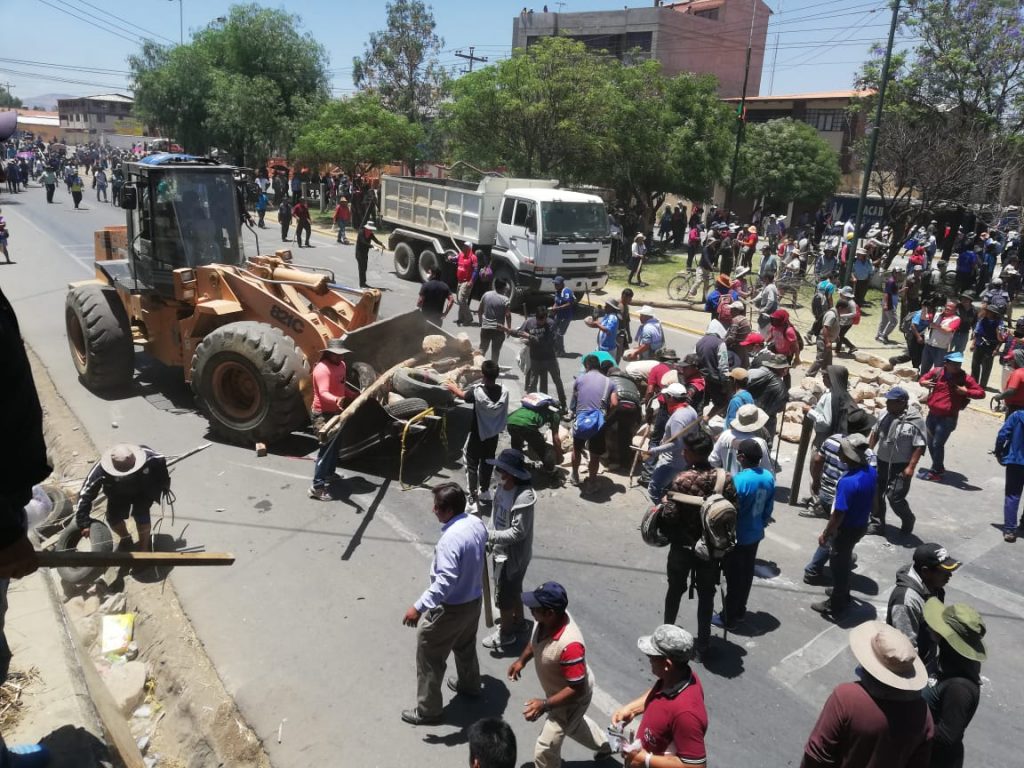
[45,184,54,202]
[665,546,719,647]
[295,219,311,246]
[479,328,505,362]
[723,541,759,623]
[280,218,291,241]
[971,349,996,389]
[830,525,865,609]
[871,460,913,530]
[356,250,369,286]
[526,357,566,406]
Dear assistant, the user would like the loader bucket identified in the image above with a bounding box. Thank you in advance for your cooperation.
[339,311,466,373]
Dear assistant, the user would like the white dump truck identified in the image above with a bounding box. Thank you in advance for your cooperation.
[380,175,611,306]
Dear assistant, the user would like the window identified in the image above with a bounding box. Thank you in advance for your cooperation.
[96,113,105,123]
[512,200,535,230]
[803,109,845,132]
[694,8,720,20]
[501,197,516,225]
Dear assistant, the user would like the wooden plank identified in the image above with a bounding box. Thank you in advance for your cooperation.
[37,551,235,568]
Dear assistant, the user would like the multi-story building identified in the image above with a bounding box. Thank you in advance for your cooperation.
[512,0,772,98]
[57,94,139,142]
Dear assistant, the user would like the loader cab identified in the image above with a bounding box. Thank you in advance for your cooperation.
[122,154,245,297]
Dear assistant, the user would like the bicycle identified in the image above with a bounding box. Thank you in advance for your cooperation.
[666,267,708,303]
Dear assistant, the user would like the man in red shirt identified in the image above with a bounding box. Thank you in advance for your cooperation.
[455,241,479,326]
[612,624,708,767]
[919,351,984,481]
[292,198,312,248]
[309,339,350,500]
[801,621,933,768]
[507,582,611,768]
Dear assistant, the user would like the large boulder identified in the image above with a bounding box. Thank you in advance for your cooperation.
[852,383,878,403]
[801,377,825,395]
[858,367,882,384]
[854,351,894,371]
[781,420,804,443]
[101,660,148,716]
[894,366,919,380]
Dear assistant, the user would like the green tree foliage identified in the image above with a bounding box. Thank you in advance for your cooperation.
[293,93,423,176]
[732,118,840,208]
[443,37,615,179]
[352,0,449,124]
[442,37,733,222]
[853,0,1023,230]
[602,62,734,223]
[0,88,23,108]
[129,3,329,166]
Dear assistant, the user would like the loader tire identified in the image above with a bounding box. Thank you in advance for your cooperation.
[191,321,310,446]
[56,520,114,586]
[65,284,135,392]
[492,266,527,312]
[394,242,419,281]
[384,397,431,421]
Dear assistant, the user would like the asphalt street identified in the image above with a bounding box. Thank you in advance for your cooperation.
[1,182,1020,767]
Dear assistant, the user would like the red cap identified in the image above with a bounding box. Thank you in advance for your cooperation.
[739,332,765,346]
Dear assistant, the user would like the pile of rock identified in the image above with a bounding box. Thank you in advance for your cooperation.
[779,365,927,443]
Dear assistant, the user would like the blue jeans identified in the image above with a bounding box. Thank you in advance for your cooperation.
[648,462,682,504]
[925,413,958,474]
[1004,464,1024,533]
[312,415,343,489]
[920,344,945,376]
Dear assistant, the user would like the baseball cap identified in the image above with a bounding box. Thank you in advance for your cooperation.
[884,386,909,400]
[637,624,694,661]
[739,332,764,347]
[770,309,789,323]
[944,351,964,364]
[553,275,565,284]
[522,581,569,611]
[737,438,764,463]
[638,305,655,316]
[681,353,700,368]
[663,382,688,399]
[913,544,962,572]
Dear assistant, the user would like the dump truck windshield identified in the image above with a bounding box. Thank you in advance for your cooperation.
[541,201,609,241]
[151,170,242,268]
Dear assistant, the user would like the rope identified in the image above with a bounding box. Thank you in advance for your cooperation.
[399,406,437,490]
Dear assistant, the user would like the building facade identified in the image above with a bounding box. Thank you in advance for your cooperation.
[512,0,771,98]
[57,94,139,143]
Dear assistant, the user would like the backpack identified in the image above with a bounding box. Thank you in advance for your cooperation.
[521,392,555,411]
[666,469,737,561]
[811,291,826,320]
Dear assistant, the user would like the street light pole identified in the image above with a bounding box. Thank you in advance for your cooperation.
[844,0,901,286]
[168,0,183,45]
[724,0,758,219]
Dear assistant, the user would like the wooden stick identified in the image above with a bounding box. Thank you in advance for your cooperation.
[481,555,494,628]
[319,355,421,441]
[36,551,235,568]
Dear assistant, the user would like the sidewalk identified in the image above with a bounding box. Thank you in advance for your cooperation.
[4,571,109,767]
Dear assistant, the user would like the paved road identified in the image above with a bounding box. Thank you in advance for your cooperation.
[2,183,1020,767]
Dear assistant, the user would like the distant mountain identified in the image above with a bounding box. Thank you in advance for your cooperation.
[18,93,77,111]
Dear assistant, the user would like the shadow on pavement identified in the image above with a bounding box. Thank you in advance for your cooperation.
[421,674,512,747]
[702,638,746,678]
[728,610,782,638]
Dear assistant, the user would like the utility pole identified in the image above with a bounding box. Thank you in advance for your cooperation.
[768,0,783,94]
[167,0,183,45]
[455,47,488,74]
[724,0,758,219]
[844,0,901,286]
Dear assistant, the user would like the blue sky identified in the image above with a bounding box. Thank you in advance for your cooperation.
[4,1,910,105]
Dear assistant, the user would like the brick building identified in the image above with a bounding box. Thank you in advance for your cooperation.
[512,0,772,98]
[57,94,138,143]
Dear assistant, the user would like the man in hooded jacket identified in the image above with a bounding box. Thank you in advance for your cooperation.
[886,543,960,672]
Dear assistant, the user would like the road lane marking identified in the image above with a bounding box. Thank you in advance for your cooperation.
[3,207,93,275]
[953,571,1024,621]
[764,528,801,551]
[230,462,311,481]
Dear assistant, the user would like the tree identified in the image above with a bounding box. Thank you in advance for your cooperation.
[0,88,22,109]
[352,0,449,125]
[600,63,734,225]
[731,118,841,209]
[852,0,1024,238]
[293,93,423,176]
[130,3,329,165]
[442,37,616,179]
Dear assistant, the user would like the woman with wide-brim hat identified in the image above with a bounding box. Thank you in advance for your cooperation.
[922,598,986,768]
[628,232,647,286]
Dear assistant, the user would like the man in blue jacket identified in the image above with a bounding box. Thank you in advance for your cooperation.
[713,439,775,630]
[995,409,1024,542]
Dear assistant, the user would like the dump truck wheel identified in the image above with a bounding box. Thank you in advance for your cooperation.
[418,249,441,283]
[384,397,431,420]
[65,284,135,392]
[56,520,114,586]
[394,242,419,281]
[191,321,310,446]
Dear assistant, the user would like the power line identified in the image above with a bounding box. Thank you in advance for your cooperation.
[65,0,175,45]
[0,65,129,91]
[0,57,132,76]
[35,0,144,45]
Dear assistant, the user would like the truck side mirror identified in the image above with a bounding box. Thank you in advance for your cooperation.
[120,186,137,210]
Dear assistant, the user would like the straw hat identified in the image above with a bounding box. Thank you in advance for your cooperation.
[849,621,928,691]
[100,444,147,477]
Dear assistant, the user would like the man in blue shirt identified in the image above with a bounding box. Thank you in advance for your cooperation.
[995,410,1024,543]
[401,482,488,725]
[588,299,620,354]
[954,248,977,293]
[714,439,775,630]
[551,276,575,356]
[809,434,877,619]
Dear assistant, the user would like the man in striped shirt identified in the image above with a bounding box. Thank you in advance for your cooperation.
[507,582,611,768]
